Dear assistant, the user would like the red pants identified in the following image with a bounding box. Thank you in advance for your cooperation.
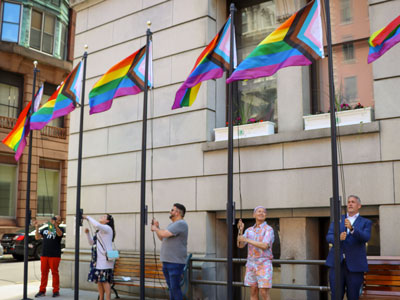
[39,256,61,293]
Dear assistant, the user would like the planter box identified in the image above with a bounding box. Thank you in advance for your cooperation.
[303,107,373,130]
[214,121,275,141]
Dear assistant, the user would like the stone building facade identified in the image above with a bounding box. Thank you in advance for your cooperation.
[63,0,400,299]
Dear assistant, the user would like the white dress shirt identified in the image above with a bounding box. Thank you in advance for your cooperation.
[346,213,359,234]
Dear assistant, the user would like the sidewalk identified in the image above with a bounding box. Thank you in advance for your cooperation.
[1,281,140,300]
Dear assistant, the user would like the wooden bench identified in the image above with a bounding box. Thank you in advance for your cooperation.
[360,256,400,299]
[112,253,192,299]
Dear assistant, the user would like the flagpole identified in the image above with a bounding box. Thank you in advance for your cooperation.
[227,4,236,300]
[21,60,38,300]
[140,22,152,300]
[324,1,341,299]
[74,46,88,300]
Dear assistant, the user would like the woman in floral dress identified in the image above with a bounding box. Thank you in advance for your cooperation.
[237,206,274,300]
[84,214,115,300]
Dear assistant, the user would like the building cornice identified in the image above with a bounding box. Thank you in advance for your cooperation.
[70,0,104,10]
[0,42,72,72]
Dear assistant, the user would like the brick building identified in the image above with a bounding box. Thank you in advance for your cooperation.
[0,0,75,239]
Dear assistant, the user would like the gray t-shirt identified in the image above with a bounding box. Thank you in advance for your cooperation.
[160,219,188,264]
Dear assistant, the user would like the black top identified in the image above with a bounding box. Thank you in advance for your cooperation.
[40,225,65,257]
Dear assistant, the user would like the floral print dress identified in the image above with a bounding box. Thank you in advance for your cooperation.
[87,231,114,283]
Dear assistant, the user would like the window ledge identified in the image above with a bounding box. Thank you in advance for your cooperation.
[202,121,380,152]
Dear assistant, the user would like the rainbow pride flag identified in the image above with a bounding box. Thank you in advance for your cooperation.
[89,43,153,114]
[30,61,83,130]
[368,15,400,63]
[227,0,323,83]
[2,101,32,160]
[3,84,45,160]
[172,16,236,109]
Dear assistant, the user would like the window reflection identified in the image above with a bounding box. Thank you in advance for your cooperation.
[235,1,278,125]
[1,2,21,43]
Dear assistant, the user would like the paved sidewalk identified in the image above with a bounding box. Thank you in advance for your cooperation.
[0,281,140,300]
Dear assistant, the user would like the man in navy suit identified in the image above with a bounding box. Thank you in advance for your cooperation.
[325,195,372,300]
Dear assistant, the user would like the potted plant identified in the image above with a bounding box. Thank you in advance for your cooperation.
[303,102,373,130]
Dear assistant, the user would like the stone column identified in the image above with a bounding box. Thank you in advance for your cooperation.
[277,66,311,132]
[280,217,320,300]
[369,0,400,120]
[379,205,400,255]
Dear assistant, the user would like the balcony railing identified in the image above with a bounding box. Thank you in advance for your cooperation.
[40,125,67,139]
[0,116,17,129]
[0,116,66,139]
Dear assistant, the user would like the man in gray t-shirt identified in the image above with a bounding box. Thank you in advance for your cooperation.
[151,203,188,300]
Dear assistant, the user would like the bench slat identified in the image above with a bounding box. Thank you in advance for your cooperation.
[365,270,400,276]
[361,259,400,297]
[368,265,400,270]
[113,256,167,288]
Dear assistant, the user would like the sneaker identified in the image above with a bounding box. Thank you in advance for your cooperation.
[52,292,60,297]
[35,292,45,297]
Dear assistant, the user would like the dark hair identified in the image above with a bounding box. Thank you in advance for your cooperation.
[107,214,115,242]
[173,203,186,217]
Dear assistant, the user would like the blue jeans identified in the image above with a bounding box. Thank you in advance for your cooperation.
[329,262,364,300]
[162,262,185,300]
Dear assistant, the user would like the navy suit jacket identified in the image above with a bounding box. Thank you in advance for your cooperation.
[325,215,372,272]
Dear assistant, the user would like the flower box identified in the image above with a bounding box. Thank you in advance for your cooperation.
[214,121,275,141]
[303,107,372,131]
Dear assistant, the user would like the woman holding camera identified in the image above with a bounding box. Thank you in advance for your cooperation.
[83,214,115,300]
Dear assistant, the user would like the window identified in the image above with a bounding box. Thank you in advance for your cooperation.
[340,0,352,23]
[234,0,277,125]
[1,1,21,43]
[0,71,23,119]
[0,164,17,217]
[30,10,55,55]
[342,42,354,62]
[37,162,60,217]
[344,76,358,102]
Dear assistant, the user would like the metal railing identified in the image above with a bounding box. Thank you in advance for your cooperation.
[0,116,17,129]
[41,125,67,139]
[188,257,330,299]
[0,116,66,139]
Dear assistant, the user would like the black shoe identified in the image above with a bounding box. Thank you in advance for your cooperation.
[35,292,46,298]
[52,292,60,297]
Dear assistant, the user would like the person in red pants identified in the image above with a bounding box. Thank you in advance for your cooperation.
[34,215,64,298]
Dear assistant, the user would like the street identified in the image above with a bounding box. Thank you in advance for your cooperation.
[0,254,42,286]
[0,255,137,300]
[0,254,43,299]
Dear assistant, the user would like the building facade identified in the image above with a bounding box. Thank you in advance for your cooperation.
[0,0,74,241]
[63,0,400,299]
